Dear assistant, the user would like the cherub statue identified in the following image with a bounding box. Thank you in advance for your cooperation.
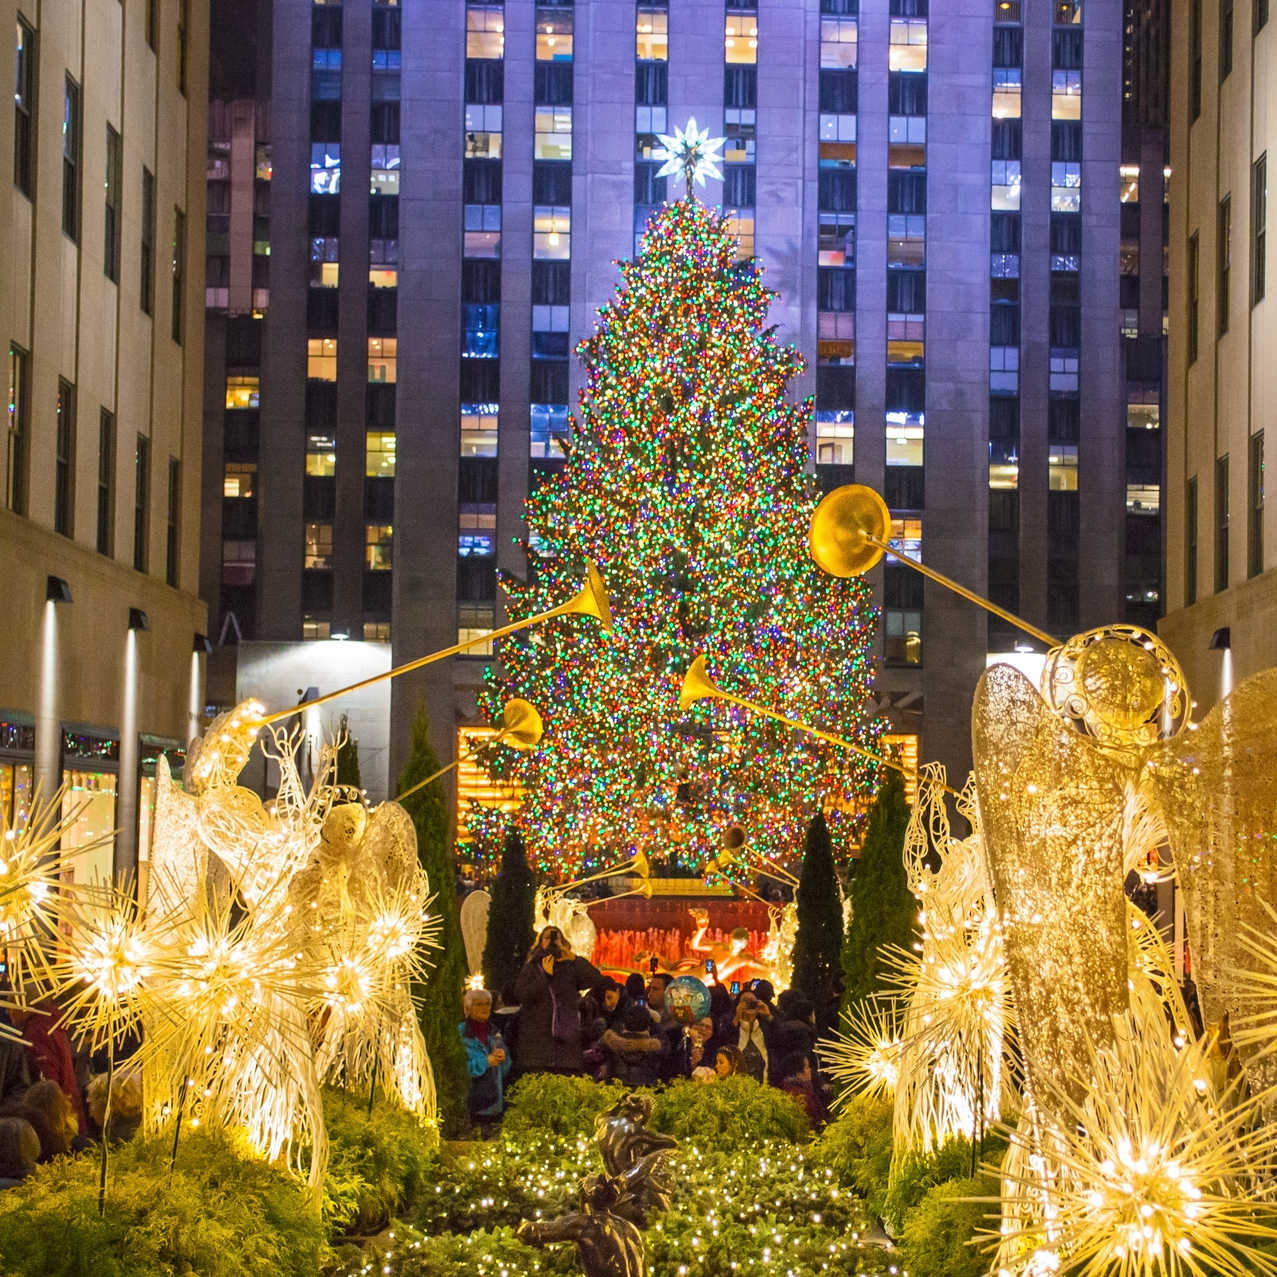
[517,1173,647,1277]
[593,1093,678,1225]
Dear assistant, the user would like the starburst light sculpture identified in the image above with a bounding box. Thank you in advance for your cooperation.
[652,116,726,191]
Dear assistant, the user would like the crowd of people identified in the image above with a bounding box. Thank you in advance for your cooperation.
[460,925,831,1130]
[0,1000,142,1189]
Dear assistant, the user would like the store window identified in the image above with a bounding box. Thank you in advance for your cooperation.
[60,769,116,887]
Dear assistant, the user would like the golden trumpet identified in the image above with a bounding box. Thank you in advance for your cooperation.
[257,563,611,728]
[679,654,958,796]
[809,484,1056,649]
[396,697,544,803]
[720,824,798,887]
[598,879,654,903]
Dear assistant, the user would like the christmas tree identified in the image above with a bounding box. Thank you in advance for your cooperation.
[397,700,470,1135]
[841,768,915,1014]
[472,157,880,878]
[481,829,537,1004]
[790,810,845,1034]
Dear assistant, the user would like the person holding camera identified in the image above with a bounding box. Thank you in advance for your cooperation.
[513,924,605,1075]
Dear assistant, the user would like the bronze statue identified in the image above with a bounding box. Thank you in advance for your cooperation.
[518,1092,680,1275]
[517,1174,647,1277]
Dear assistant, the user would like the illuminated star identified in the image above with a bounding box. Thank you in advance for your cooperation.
[653,117,726,191]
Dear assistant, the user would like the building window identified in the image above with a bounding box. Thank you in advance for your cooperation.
[992,160,1022,210]
[171,208,186,344]
[104,125,121,281]
[365,431,396,477]
[146,0,157,50]
[141,168,155,315]
[886,422,924,466]
[816,411,854,466]
[1216,454,1230,592]
[63,77,81,241]
[1049,443,1079,490]
[458,602,495,656]
[1254,154,1267,305]
[1258,0,1270,33]
[363,621,390,641]
[1186,475,1198,604]
[1190,0,1202,122]
[223,462,255,498]
[726,213,755,261]
[885,609,922,665]
[461,404,499,457]
[1220,0,1233,80]
[530,403,568,458]
[221,539,255,587]
[304,522,333,569]
[225,375,260,410]
[466,3,504,59]
[134,434,150,572]
[365,523,393,570]
[306,432,336,477]
[725,11,758,65]
[1218,195,1231,335]
[166,458,180,586]
[1188,232,1200,363]
[6,343,27,515]
[302,616,332,641]
[459,506,495,557]
[1050,69,1081,120]
[533,205,570,259]
[178,0,189,94]
[464,203,501,258]
[54,380,75,537]
[97,409,114,555]
[536,5,572,61]
[534,106,572,160]
[993,68,1022,119]
[820,16,858,68]
[888,19,927,71]
[368,336,396,383]
[308,337,337,380]
[370,143,400,195]
[1250,431,1265,577]
[636,7,668,60]
[13,18,34,197]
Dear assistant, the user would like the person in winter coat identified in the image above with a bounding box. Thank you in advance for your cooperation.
[513,925,605,1074]
[8,1002,87,1135]
[601,1003,665,1086]
[460,987,512,1122]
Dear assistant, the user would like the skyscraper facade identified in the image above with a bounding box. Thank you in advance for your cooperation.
[1162,0,1275,714]
[0,0,208,879]
[204,0,1156,807]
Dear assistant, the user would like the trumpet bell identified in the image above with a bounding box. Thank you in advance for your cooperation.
[809,484,891,578]
[722,825,746,852]
[558,561,614,633]
[501,698,544,750]
[679,654,726,711]
[630,849,652,879]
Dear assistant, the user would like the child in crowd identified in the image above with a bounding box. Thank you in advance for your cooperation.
[459,987,511,1126]
[713,1046,742,1079]
[777,1052,829,1128]
[0,1116,39,1188]
[86,1066,142,1144]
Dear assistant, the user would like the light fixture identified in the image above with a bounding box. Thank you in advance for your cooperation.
[128,608,150,631]
[193,633,213,655]
[331,629,350,642]
[46,575,72,604]
[1014,641,1035,654]
[1209,626,1231,651]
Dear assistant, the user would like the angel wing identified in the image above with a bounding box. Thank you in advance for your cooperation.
[972,662,1131,1105]
[1145,667,1277,1063]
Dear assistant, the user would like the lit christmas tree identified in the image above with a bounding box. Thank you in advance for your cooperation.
[471,134,881,879]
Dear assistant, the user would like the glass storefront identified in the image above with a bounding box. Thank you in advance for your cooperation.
[59,769,117,888]
[0,760,32,827]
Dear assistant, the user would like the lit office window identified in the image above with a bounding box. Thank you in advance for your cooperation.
[310,142,340,194]
[1051,69,1082,119]
[464,204,501,258]
[363,621,390,640]
[458,603,495,656]
[818,212,856,266]
[992,160,1022,210]
[461,403,499,457]
[534,106,573,161]
[992,68,1022,119]
[368,337,397,383]
[530,403,569,458]
[724,108,757,163]
[365,524,393,570]
[533,206,570,259]
[889,516,922,559]
[365,431,396,477]
[465,104,503,159]
[815,411,854,466]
[304,522,333,569]
[888,19,927,72]
[885,610,922,665]
[820,17,858,69]
[370,143,400,195]
[725,12,757,65]
[1120,163,1139,204]
[466,4,504,59]
[1050,162,1081,212]
[306,432,337,477]
[459,507,496,557]
[818,312,855,366]
[223,462,255,498]
[302,617,332,641]
[636,7,668,60]
[307,338,337,380]
[536,5,572,60]
[1049,444,1079,491]
[886,422,924,467]
[725,214,755,261]
[225,376,260,410]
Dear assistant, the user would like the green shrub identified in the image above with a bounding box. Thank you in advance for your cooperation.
[650,1076,811,1148]
[812,1092,894,1205]
[365,1222,574,1274]
[323,1088,439,1235]
[881,1133,1009,1233]
[0,1130,327,1277]
[501,1072,625,1137]
[897,1174,999,1277]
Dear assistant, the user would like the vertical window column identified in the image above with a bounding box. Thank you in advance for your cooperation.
[634,2,669,255]
[723,3,757,261]
[97,408,114,555]
[815,0,857,476]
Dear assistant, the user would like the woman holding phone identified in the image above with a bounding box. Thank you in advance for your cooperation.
[513,925,605,1075]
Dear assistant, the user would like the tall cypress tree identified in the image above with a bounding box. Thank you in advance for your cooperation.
[397,700,469,1135]
[334,713,362,791]
[841,768,915,1014]
[791,810,845,1034]
[482,829,537,1005]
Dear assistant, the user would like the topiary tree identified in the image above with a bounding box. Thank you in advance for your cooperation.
[790,810,844,1034]
[841,768,914,1014]
[334,713,362,792]
[481,829,536,1005]
[397,700,469,1136]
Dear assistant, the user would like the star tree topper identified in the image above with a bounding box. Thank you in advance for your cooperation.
[653,116,726,194]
